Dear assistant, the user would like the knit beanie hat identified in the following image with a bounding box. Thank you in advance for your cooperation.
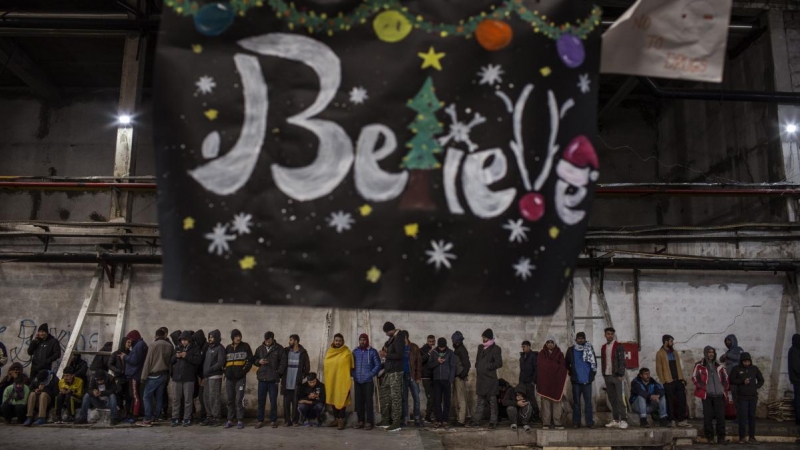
[482,329,494,340]
[383,321,395,333]
[231,329,242,340]
[437,337,447,348]
[38,323,48,333]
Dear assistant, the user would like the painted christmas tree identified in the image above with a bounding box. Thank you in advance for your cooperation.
[399,77,443,210]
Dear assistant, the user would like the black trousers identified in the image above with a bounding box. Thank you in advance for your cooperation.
[664,381,687,421]
[702,395,726,441]
[433,380,451,423]
[736,397,757,439]
[332,406,347,419]
[2,403,26,423]
[422,378,434,419]
[354,381,374,424]
[283,389,299,424]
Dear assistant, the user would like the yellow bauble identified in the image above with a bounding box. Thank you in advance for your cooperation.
[373,10,412,43]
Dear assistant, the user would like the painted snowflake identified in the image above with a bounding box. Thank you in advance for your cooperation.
[327,211,355,233]
[205,223,236,255]
[349,86,368,105]
[577,73,591,94]
[502,219,530,243]
[196,75,216,95]
[513,257,535,280]
[425,240,456,270]
[477,64,504,86]
[231,212,253,235]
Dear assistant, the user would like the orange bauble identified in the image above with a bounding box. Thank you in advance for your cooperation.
[475,19,513,51]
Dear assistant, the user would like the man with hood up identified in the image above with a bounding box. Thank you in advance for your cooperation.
[224,329,253,429]
[254,331,286,429]
[191,330,208,422]
[122,329,147,423]
[468,328,503,429]
[720,335,744,382]
[351,333,381,430]
[27,323,61,384]
[790,333,800,440]
[692,346,730,444]
[451,330,471,426]
[170,330,202,427]
[655,334,691,427]
[201,329,225,427]
[282,334,310,427]
[730,352,764,443]
[90,342,113,375]
[537,336,568,430]
[427,337,457,429]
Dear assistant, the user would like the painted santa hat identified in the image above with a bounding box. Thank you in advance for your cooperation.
[557,136,599,186]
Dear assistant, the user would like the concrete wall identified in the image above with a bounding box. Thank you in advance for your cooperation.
[0,263,795,418]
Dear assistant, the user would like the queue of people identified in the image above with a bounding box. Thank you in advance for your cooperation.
[0,322,798,444]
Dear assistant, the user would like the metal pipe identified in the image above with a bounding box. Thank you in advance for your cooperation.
[638,76,800,104]
[632,269,641,350]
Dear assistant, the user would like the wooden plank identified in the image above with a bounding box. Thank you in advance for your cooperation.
[56,264,103,378]
[112,265,132,353]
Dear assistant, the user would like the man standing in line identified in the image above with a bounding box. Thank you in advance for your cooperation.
[282,334,310,427]
[170,330,202,427]
[655,335,691,427]
[201,330,225,427]
[402,333,423,427]
[420,335,436,423]
[451,331,471,427]
[138,328,173,426]
[224,329,253,430]
[601,327,628,429]
[537,336,568,430]
[27,324,60,385]
[720,335,744,378]
[122,331,147,423]
[730,352,764,443]
[323,333,354,430]
[692,346,729,445]
[352,333,381,430]
[469,329,502,429]
[254,331,286,429]
[565,332,596,428]
[788,334,800,443]
[379,322,406,432]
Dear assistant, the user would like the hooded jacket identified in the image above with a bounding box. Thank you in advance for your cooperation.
[426,346,457,383]
[790,334,800,385]
[298,380,326,405]
[519,350,538,384]
[224,341,254,380]
[254,341,286,382]
[692,346,729,399]
[420,343,434,379]
[87,370,120,398]
[192,330,208,378]
[171,331,203,382]
[383,330,407,373]
[140,337,174,381]
[729,353,764,398]
[170,330,182,348]
[0,362,29,394]
[33,370,60,398]
[452,331,471,380]
[108,342,129,379]
[721,334,744,375]
[352,344,381,384]
[123,330,148,380]
[281,344,311,394]
[27,328,61,376]
[203,330,226,379]
[66,354,89,383]
[90,342,114,373]
[475,341,503,396]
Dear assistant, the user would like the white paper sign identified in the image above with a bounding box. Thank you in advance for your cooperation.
[601,0,732,82]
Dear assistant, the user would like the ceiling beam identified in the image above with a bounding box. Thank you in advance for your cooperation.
[0,38,59,100]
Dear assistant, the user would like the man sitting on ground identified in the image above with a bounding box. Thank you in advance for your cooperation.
[501,383,534,433]
[630,368,669,428]
[23,369,59,426]
[55,367,84,423]
[298,372,326,426]
[76,370,120,426]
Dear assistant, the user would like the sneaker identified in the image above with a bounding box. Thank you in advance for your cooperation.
[749,438,760,445]
[677,420,692,428]
[272,421,279,429]
[387,423,402,432]
[171,419,180,427]
[738,439,747,444]
[33,419,46,426]
[365,423,374,430]
[237,421,244,429]
[659,418,670,427]
[555,426,565,430]
[376,420,391,428]
[354,421,365,429]
[183,420,191,427]
[208,419,219,427]
[255,421,264,429]
[302,421,311,427]
[619,420,629,429]
[510,424,518,431]
[136,420,153,427]
[669,420,676,428]
[284,421,292,427]
[523,425,531,433]
[489,423,497,430]
[543,425,550,430]
[224,421,234,429]
[640,417,649,428]
[23,418,33,427]
[605,420,619,428]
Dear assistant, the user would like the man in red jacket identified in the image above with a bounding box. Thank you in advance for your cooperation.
[692,346,729,444]
[601,327,628,429]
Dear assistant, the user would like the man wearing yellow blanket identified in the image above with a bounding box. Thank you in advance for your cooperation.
[324,333,355,430]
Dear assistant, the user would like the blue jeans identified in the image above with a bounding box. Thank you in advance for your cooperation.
[257,380,279,423]
[572,383,593,426]
[143,374,168,421]
[402,373,420,422]
[78,393,118,421]
[632,395,667,418]
[298,402,324,421]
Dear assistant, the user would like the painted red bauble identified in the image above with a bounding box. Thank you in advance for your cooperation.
[475,19,513,51]
[519,192,545,222]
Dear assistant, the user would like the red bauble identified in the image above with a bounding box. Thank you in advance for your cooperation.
[519,192,545,222]
[475,20,513,51]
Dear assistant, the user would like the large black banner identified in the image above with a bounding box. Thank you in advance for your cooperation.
[154,0,602,315]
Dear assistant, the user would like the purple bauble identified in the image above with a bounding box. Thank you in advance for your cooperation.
[556,34,585,68]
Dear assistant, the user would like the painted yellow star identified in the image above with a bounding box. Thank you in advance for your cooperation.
[404,223,419,238]
[239,256,256,270]
[191,44,203,54]
[418,47,445,71]
[359,204,373,217]
[366,266,382,283]
[540,66,552,77]
[183,216,195,230]
[549,226,560,239]
[204,109,218,121]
